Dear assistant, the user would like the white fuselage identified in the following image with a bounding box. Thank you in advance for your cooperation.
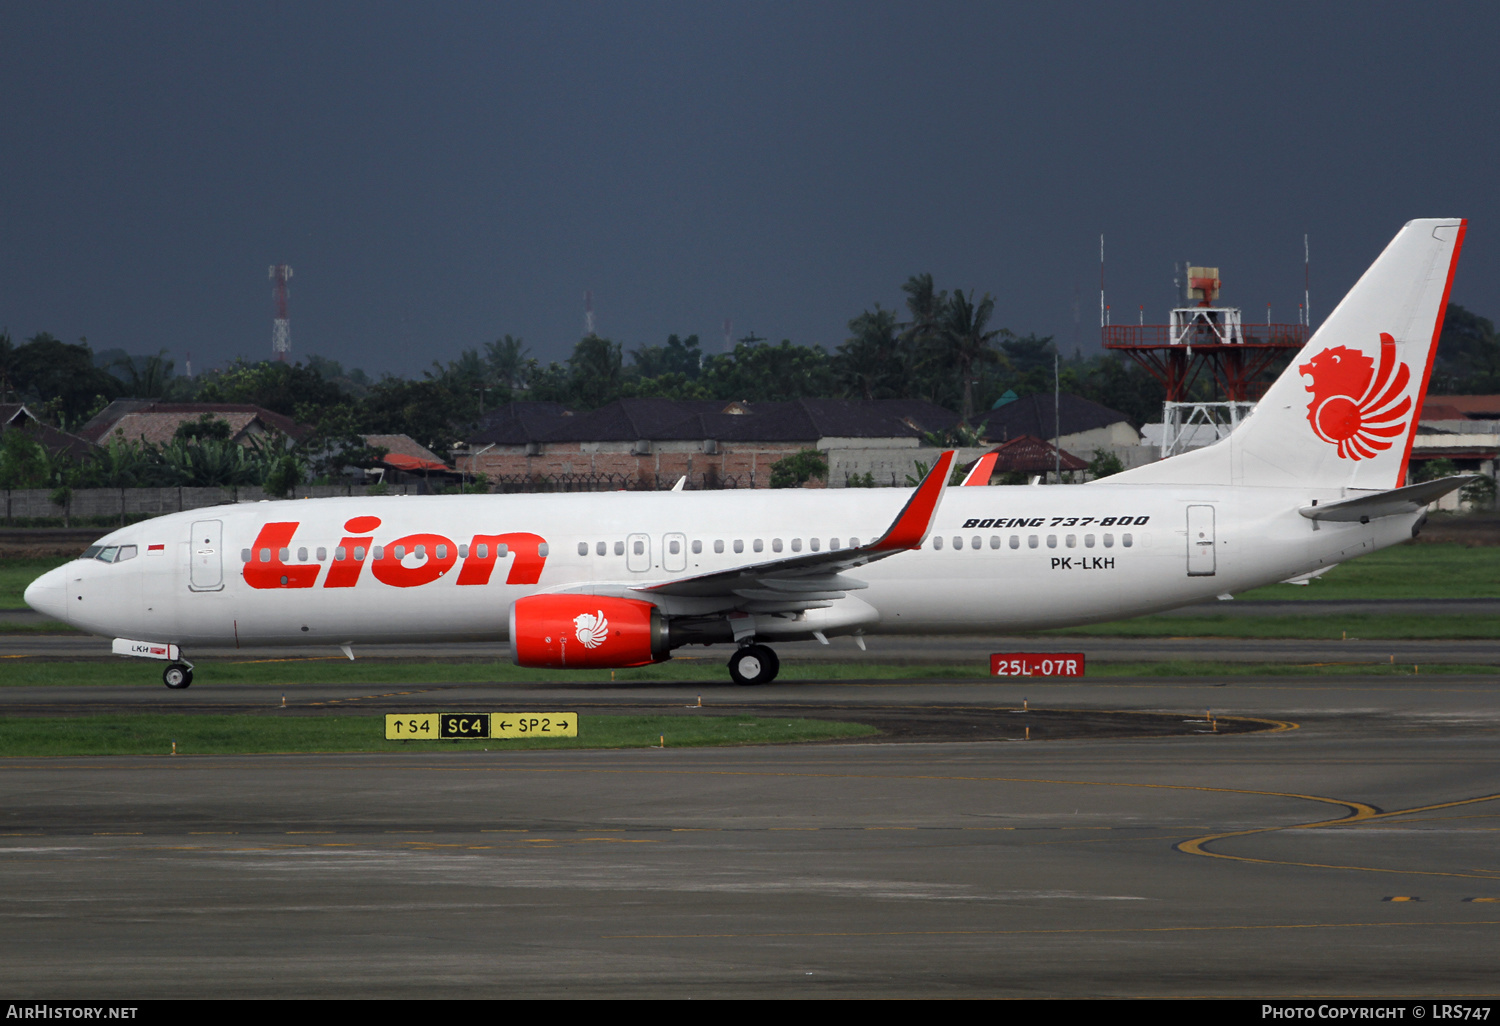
[29,481,1414,652]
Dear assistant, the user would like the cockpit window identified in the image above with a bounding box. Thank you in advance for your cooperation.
[82,545,102,560]
[95,546,119,563]
[115,545,138,562]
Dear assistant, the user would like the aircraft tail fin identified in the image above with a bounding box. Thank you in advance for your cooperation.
[1111,218,1466,490]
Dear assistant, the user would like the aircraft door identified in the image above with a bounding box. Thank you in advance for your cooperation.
[663,532,687,573]
[626,532,652,573]
[1186,505,1215,577]
[189,520,224,591]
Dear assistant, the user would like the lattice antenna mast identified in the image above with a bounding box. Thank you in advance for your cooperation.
[269,265,293,361]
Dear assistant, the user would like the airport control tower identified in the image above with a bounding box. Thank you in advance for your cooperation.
[1103,266,1308,456]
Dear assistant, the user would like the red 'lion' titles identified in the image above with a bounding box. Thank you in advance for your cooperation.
[241,518,548,590]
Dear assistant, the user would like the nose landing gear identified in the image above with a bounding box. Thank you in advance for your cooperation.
[728,644,780,686]
[163,662,194,689]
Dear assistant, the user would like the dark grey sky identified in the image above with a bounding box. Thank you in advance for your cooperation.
[3,1,1496,378]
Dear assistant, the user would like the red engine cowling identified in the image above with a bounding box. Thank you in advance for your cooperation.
[509,594,670,669]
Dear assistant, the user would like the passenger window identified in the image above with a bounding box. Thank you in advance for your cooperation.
[772,539,783,553]
[753,540,763,553]
[830,538,840,550]
[974,536,982,550]
[537,543,548,557]
[476,544,488,559]
[577,542,588,556]
[989,536,1000,549]
[734,540,744,553]
[279,547,291,562]
[634,540,645,556]
[459,544,468,558]
[334,547,346,561]
[1083,535,1094,548]
[416,545,427,559]
[597,541,607,556]
[933,536,943,550]
[354,546,366,561]
[1103,534,1114,548]
[242,548,252,562]
[317,547,328,561]
[260,548,272,562]
[791,538,801,552]
[393,546,405,559]
[373,546,384,560]
[714,540,724,554]
[1010,535,1020,549]
[849,538,860,548]
[298,547,308,561]
[1027,536,1038,549]
[692,540,702,554]
[810,538,820,552]
[669,539,681,555]
[614,541,624,556]
[1065,535,1076,548]
[1123,533,1133,547]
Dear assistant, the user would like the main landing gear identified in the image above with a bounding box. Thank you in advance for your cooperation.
[728,644,780,686]
[163,662,194,689]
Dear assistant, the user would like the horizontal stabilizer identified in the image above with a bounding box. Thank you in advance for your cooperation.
[1298,476,1475,522]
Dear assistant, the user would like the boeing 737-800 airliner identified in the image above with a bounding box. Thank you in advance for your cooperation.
[24,218,1471,687]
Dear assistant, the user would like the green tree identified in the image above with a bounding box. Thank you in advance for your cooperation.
[0,430,50,487]
[1088,448,1125,479]
[11,333,123,427]
[700,341,835,402]
[109,350,175,398]
[943,290,1009,423]
[834,306,902,400]
[565,335,624,408]
[770,449,828,488]
[195,359,346,415]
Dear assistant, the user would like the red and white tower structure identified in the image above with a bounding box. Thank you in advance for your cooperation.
[269,264,293,361]
[1104,261,1308,456]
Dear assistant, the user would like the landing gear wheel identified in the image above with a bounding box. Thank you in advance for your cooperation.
[728,644,779,686]
[163,663,193,689]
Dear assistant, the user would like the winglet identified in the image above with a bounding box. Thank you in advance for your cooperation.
[869,451,955,552]
[961,452,997,486]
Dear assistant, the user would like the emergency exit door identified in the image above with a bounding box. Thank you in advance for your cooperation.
[189,520,224,591]
[1186,505,1215,577]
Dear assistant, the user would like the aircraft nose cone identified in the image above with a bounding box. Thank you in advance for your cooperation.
[23,566,69,623]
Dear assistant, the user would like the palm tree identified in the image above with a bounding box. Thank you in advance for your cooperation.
[900,274,948,401]
[836,305,900,399]
[943,290,1009,423]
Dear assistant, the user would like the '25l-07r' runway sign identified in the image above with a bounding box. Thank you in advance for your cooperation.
[990,654,1085,677]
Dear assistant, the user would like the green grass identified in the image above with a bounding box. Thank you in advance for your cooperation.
[1238,542,1500,600]
[0,557,70,609]
[1044,613,1500,640]
[0,713,877,757]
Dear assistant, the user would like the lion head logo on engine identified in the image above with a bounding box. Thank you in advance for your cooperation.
[1299,332,1413,460]
[574,610,609,649]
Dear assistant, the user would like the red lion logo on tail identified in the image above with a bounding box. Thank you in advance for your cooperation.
[1299,332,1412,460]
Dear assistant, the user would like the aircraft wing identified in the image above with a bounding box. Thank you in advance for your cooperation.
[1298,475,1476,522]
[630,450,956,614]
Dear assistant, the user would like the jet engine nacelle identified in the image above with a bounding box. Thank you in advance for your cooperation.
[509,594,670,669]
